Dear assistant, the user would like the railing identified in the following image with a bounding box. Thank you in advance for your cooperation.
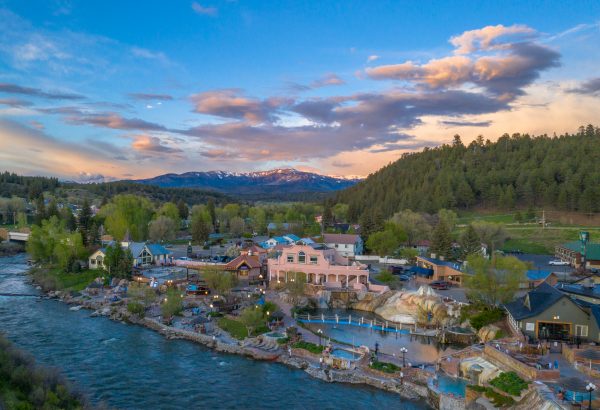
[295,313,420,335]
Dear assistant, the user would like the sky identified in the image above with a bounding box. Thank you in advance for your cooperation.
[0,1,599,182]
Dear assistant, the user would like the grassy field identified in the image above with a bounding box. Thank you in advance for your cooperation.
[31,267,99,292]
[217,316,268,340]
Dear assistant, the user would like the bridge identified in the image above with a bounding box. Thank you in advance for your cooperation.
[295,313,419,335]
[7,231,29,242]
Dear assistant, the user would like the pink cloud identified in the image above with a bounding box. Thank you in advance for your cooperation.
[450,24,536,54]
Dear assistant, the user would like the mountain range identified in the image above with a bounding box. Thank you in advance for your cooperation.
[133,168,361,199]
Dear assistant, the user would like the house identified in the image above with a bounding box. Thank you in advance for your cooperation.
[414,256,465,286]
[504,282,597,341]
[521,270,559,289]
[405,240,430,256]
[224,253,263,282]
[555,241,600,269]
[261,236,289,249]
[89,241,172,269]
[322,233,363,257]
[268,244,381,291]
[88,248,107,270]
[298,237,316,246]
[283,234,301,244]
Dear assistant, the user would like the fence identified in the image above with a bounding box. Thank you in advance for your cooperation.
[355,255,409,265]
[295,313,416,335]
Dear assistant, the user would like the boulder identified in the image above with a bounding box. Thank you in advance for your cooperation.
[477,325,500,343]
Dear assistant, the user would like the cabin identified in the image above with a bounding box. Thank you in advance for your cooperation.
[414,256,464,286]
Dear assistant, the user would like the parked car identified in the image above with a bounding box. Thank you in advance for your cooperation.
[429,280,451,290]
[548,260,570,266]
[397,275,411,282]
[177,256,192,261]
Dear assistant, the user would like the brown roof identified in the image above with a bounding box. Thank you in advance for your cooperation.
[323,233,359,245]
[224,254,262,270]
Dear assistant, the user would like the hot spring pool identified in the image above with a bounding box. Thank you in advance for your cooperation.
[434,375,467,397]
[331,348,360,361]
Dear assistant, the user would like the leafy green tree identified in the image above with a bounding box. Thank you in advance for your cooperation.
[399,247,418,262]
[249,206,267,234]
[437,209,458,230]
[284,271,307,305]
[229,216,245,236]
[161,288,183,319]
[60,207,77,232]
[430,221,453,259]
[471,221,507,253]
[54,232,86,271]
[99,195,154,241]
[464,254,527,305]
[366,222,406,255]
[191,205,213,244]
[27,216,64,263]
[156,202,181,227]
[460,224,481,258]
[203,268,238,296]
[46,198,59,220]
[207,198,216,228]
[390,210,431,245]
[148,215,177,242]
[239,306,266,337]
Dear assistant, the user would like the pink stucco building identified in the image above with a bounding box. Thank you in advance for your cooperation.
[267,244,371,289]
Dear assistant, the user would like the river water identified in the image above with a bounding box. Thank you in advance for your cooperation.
[0,255,429,409]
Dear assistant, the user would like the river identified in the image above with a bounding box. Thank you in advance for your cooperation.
[0,255,429,409]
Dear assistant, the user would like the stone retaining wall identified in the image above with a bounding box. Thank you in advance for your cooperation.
[483,345,559,380]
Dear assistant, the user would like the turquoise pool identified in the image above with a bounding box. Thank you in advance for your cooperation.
[331,348,359,361]
[435,375,467,397]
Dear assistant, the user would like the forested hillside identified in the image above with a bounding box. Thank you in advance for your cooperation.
[337,125,600,221]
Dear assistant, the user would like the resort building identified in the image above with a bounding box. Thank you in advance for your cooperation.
[504,283,600,341]
[267,244,371,290]
[555,241,600,269]
[414,256,465,286]
[322,233,363,257]
[224,252,263,282]
[88,241,172,269]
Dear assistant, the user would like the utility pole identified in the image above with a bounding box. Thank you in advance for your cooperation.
[542,210,546,229]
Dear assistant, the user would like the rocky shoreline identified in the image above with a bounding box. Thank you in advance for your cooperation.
[44,288,432,405]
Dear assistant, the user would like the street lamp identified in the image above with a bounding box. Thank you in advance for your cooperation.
[317,329,323,346]
[586,382,596,410]
[399,347,408,367]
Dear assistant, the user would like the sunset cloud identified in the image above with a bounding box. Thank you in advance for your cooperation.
[190,89,286,123]
[569,77,600,96]
[449,24,536,54]
[131,134,182,154]
[0,82,84,100]
[66,112,169,131]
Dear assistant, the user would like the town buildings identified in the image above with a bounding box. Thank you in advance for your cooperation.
[555,241,600,269]
[267,244,373,290]
[322,233,363,257]
[223,246,266,282]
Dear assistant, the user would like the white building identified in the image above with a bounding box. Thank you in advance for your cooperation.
[322,234,363,258]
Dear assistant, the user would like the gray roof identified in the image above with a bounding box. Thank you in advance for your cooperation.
[557,282,600,300]
[504,282,565,320]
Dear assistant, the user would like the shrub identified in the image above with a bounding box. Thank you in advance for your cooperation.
[489,372,529,396]
[470,308,504,330]
[276,337,290,345]
[369,360,400,373]
[292,341,324,354]
[127,302,145,317]
[207,311,223,317]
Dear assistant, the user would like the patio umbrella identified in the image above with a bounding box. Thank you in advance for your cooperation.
[577,349,600,369]
[558,376,589,393]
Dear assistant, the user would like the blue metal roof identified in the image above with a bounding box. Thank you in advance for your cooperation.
[146,243,171,256]
[419,256,463,271]
[284,234,301,242]
[526,270,553,281]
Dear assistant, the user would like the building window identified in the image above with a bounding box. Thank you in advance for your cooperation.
[287,254,294,263]
[298,251,306,263]
[309,255,318,264]
[575,325,588,337]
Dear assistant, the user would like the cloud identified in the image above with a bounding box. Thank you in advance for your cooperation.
[0,82,84,100]
[200,149,239,159]
[66,112,169,131]
[440,120,492,127]
[131,134,182,154]
[0,98,33,107]
[365,31,560,99]
[190,89,286,123]
[128,93,173,101]
[569,77,600,96]
[310,73,345,88]
[130,47,170,64]
[191,2,218,16]
[331,160,354,168]
[367,55,380,63]
[29,120,45,130]
[449,24,536,54]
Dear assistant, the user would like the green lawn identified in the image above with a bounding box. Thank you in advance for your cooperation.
[217,316,268,340]
[56,269,99,291]
[502,226,600,255]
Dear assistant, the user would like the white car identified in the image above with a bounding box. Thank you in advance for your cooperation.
[548,260,569,266]
[177,256,192,261]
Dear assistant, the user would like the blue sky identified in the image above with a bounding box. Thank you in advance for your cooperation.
[1,0,599,181]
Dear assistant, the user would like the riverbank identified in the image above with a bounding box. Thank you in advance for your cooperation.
[0,334,88,410]
[43,286,433,405]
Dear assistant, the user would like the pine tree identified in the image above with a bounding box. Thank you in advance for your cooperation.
[177,199,189,220]
[207,198,216,229]
[78,198,92,246]
[322,200,334,227]
[460,224,481,258]
[34,195,46,225]
[430,221,453,260]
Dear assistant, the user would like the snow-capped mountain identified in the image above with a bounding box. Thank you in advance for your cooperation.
[133,168,360,196]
